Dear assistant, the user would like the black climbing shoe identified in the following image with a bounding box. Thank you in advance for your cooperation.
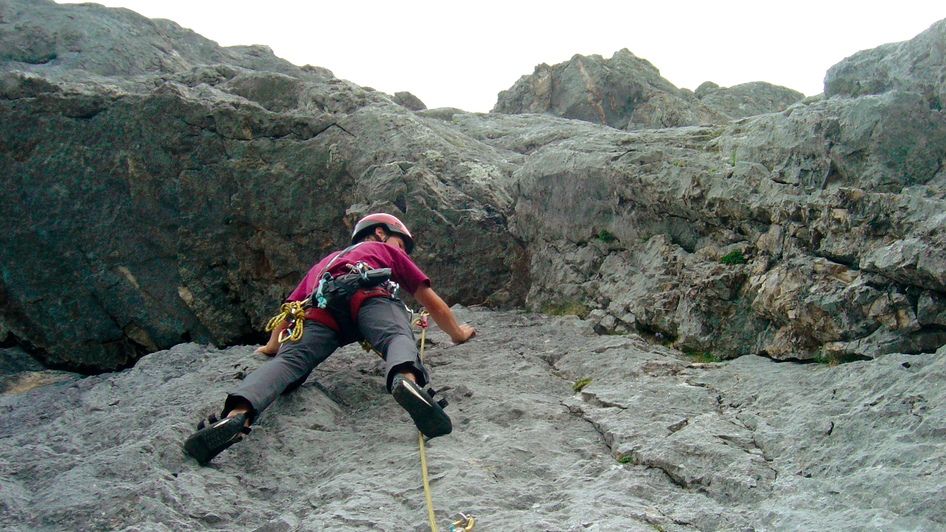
[183,412,251,465]
[391,374,452,439]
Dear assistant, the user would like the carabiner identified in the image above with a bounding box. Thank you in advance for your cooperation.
[277,327,293,343]
[449,513,475,531]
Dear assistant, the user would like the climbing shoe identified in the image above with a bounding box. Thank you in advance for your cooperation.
[183,412,251,465]
[391,374,452,439]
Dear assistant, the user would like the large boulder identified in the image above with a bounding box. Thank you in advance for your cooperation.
[0,1,525,371]
[0,0,331,82]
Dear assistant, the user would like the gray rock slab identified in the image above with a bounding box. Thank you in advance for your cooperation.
[1,307,942,531]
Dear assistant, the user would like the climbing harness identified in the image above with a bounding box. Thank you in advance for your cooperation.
[266,243,399,346]
[264,244,359,344]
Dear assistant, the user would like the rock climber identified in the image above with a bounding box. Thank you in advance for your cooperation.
[183,213,476,464]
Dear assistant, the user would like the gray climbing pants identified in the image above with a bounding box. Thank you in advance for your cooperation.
[225,296,428,420]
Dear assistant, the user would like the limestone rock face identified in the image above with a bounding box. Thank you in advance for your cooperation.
[392,91,427,110]
[0,1,524,371]
[1,2,945,530]
[497,92,946,360]
[825,18,946,103]
[0,0,944,374]
[0,0,331,82]
[1,309,943,532]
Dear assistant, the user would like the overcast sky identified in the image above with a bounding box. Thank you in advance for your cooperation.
[59,1,943,112]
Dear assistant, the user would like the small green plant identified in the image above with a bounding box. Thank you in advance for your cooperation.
[730,148,737,166]
[542,300,591,318]
[801,94,825,105]
[596,229,617,243]
[720,249,747,265]
[689,351,720,363]
[572,378,592,392]
[617,454,634,464]
[929,94,942,111]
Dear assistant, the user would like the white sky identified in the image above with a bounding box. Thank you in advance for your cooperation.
[59,1,944,112]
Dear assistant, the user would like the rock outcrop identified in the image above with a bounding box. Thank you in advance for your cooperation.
[478,19,946,362]
[491,49,804,128]
[0,1,944,376]
[392,91,427,111]
[694,80,805,119]
[1,308,943,531]
[824,18,946,103]
[0,0,331,82]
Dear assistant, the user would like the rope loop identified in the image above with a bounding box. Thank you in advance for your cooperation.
[265,300,307,343]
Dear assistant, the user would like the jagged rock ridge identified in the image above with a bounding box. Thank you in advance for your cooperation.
[491,48,804,128]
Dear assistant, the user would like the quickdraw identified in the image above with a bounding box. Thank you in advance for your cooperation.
[314,272,333,309]
[412,312,429,360]
[450,513,476,531]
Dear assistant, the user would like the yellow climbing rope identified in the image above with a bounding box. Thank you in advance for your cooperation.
[412,312,475,532]
[276,306,473,531]
[411,313,440,532]
[265,299,308,343]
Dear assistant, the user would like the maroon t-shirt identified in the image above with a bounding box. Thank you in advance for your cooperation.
[287,241,430,302]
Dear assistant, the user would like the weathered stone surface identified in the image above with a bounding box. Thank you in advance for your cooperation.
[467,65,946,362]
[0,1,524,371]
[556,324,946,531]
[0,0,944,378]
[392,91,426,111]
[492,51,804,128]
[0,0,331,83]
[825,18,946,103]
[0,5,944,528]
[0,70,523,370]
[695,81,805,119]
[1,308,942,531]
